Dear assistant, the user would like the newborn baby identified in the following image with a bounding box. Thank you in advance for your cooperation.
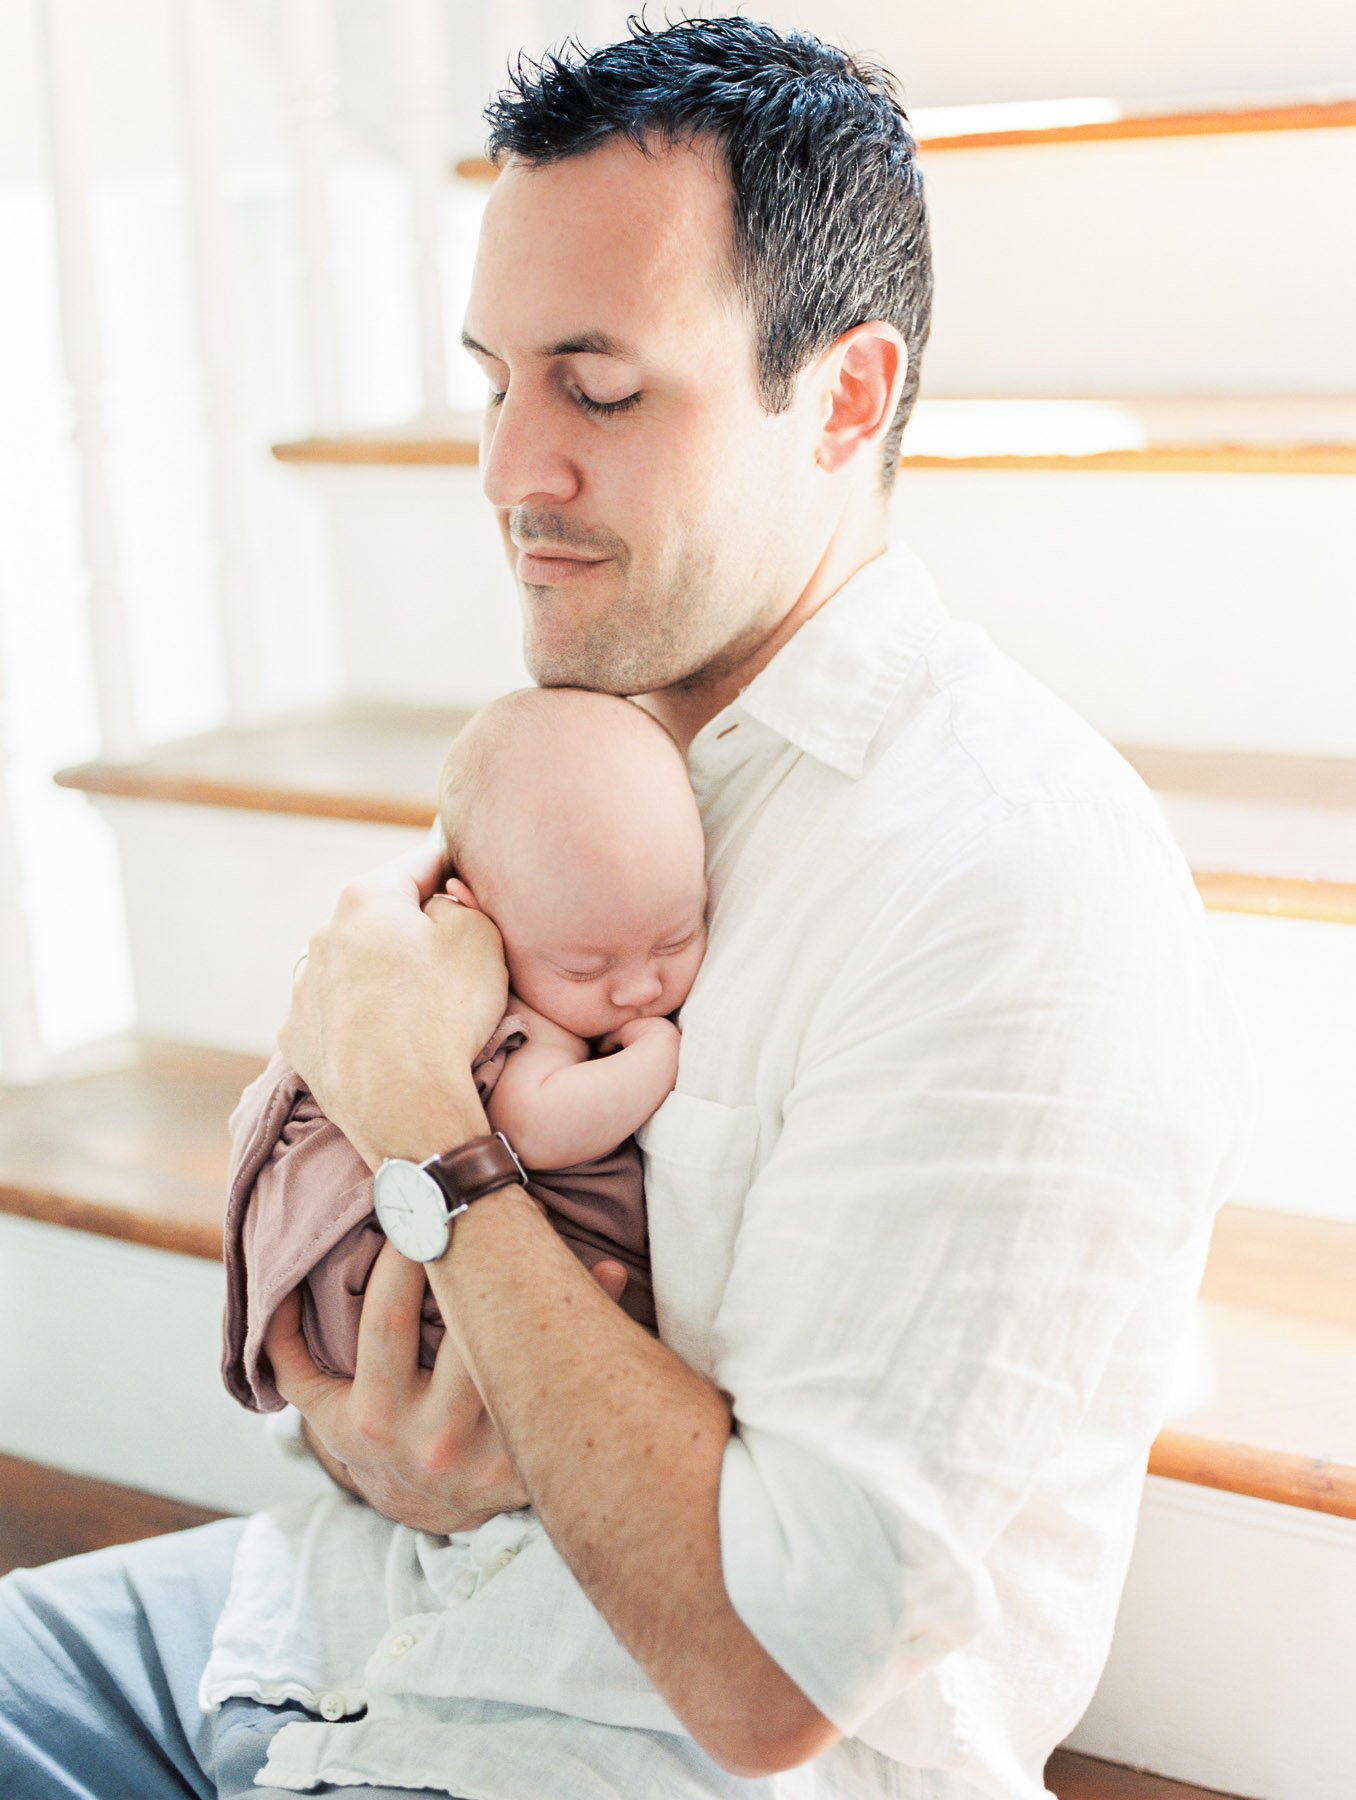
[222,687,707,1411]
[442,686,707,1186]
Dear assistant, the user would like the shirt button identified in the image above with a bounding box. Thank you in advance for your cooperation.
[452,1569,477,1599]
[388,1633,417,1657]
[493,1546,518,1570]
[318,1692,347,1721]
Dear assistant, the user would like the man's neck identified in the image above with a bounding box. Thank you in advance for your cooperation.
[639,519,889,752]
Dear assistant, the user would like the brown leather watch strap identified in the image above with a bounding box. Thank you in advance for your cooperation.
[423,1133,527,1213]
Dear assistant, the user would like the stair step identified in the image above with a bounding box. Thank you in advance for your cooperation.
[1044,1750,1241,1799]
[55,705,1356,924]
[56,700,470,831]
[454,87,1356,177]
[2,1035,1352,1523]
[0,1452,226,1577]
[271,397,1356,476]
[0,1038,264,1260]
[0,1451,1238,1798]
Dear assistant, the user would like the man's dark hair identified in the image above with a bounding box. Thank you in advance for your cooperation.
[484,13,932,495]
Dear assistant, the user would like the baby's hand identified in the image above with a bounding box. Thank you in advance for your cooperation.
[597,1015,680,1057]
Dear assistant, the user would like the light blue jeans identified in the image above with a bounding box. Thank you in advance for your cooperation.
[0,1517,458,1799]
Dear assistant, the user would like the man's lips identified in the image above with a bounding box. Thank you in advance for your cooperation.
[516,546,610,582]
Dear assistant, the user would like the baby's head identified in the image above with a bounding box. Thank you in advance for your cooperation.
[438,689,707,1040]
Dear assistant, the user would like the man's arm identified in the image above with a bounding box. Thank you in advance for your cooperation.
[266,1169,838,1776]
[429,1183,840,1777]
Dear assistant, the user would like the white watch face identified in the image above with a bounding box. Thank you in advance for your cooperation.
[374,1161,450,1263]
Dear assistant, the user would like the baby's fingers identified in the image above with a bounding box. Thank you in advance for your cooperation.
[589,1258,629,1305]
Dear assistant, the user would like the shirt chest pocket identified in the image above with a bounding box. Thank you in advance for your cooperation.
[636,1092,760,1378]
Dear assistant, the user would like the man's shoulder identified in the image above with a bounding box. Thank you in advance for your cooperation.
[856,611,1179,886]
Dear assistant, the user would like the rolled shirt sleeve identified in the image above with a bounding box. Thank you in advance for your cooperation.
[712,799,1254,1740]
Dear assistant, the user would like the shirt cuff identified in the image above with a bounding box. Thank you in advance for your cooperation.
[718,1425,990,1735]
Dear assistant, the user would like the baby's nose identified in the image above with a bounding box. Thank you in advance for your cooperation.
[610,966,664,1007]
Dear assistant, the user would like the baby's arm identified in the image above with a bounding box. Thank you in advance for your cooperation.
[487,1002,680,1169]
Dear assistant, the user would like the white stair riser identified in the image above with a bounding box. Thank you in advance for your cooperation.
[90,794,1356,1224]
[0,1214,329,1515]
[895,471,1356,757]
[1207,913,1356,1225]
[299,463,1356,756]
[98,796,424,1055]
[920,129,1356,395]
[1153,793,1356,886]
[1068,1475,1356,1799]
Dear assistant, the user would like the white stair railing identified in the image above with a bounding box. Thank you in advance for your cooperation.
[396,0,453,418]
[36,0,141,764]
[283,0,344,432]
[173,0,262,725]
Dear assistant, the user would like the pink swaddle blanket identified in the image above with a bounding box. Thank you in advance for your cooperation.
[221,1013,656,1411]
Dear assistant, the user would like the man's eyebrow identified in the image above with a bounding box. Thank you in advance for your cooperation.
[460,329,640,361]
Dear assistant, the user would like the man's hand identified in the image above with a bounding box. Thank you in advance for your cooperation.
[265,1238,629,1533]
[279,831,508,1169]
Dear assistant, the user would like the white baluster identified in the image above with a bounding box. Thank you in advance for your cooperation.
[36,0,141,762]
[284,0,344,431]
[0,645,49,1085]
[396,0,452,418]
[173,0,261,725]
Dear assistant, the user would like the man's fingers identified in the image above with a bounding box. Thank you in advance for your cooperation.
[348,827,448,910]
[353,1242,434,1405]
[264,1287,348,1416]
[426,1309,496,1441]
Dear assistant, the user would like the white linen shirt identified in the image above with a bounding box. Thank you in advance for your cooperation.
[202,538,1254,1799]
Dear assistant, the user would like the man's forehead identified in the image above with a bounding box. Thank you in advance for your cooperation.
[467,138,737,357]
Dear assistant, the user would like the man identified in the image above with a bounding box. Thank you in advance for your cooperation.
[0,17,1252,1800]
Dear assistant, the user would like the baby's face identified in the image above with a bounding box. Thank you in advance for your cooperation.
[491,861,708,1041]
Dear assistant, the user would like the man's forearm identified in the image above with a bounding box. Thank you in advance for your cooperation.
[426,1185,836,1777]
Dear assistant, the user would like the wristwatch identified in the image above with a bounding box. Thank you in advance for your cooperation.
[373,1133,528,1263]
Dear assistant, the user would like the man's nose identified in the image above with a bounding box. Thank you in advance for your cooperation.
[479,388,580,510]
[609,965,665,1009]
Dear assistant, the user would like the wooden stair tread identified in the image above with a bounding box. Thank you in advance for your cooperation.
[55,700,470,829]
[54,705,1356,924]
[0,1037,264,1260]
[272,397,1356,474]
[1044,1750,1241,1798]
[3,1037,1354,1519]
[454,87,1356,178]
[0,1452,227,1576]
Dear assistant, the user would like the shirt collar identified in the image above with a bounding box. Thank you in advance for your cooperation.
[690,540,948,782]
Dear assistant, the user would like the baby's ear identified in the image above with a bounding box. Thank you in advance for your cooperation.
[443,875,481,911]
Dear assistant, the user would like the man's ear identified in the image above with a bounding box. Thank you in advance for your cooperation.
[443,875,482,911]
[815,321,909,476]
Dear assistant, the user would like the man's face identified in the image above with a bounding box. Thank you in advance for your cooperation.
[462,135,823,697]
